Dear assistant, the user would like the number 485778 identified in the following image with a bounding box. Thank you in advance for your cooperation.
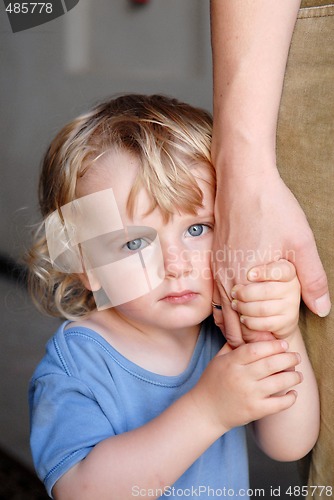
[286,486,333,497]
[5,3,53,14]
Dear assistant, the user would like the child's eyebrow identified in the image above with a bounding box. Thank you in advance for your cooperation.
[187,209,214,220]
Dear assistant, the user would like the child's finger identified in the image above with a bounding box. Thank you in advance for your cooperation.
[231,281,288,303]
[247,259,296,283]
[253,351,300,379]
[239,314,285,333]
[260,390,298,416]
[216,342,233,356]
[233,339,289,365]
[232,298,284,318]
[261,370,303,397]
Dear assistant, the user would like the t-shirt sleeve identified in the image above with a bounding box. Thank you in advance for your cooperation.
[29,372,115,497]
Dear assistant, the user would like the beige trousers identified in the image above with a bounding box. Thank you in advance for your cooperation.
[277,2,334,496]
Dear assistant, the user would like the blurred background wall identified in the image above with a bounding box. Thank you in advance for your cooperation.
[0,0,212,261]
[0,0,211,470]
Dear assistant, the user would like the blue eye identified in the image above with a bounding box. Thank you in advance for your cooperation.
[120,227,156,253]
[125,238,151,251]
[126,238,143,251]
[187,224,205,237]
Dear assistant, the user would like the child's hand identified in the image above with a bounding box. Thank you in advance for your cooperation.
[230,259,300,342]
[190,339,302,434]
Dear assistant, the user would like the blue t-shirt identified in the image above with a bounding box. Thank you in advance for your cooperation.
[29,317,249,498]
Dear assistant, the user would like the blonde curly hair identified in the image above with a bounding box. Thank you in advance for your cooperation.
[27,94,214,319]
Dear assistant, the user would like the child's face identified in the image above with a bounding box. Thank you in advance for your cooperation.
[77,149,214,333]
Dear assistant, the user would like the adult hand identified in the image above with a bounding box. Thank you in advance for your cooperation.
[212,169,330,348]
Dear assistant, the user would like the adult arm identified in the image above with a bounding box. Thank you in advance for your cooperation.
[210,0,331,347]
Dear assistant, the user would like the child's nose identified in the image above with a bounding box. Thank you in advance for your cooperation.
[163,242,193,279]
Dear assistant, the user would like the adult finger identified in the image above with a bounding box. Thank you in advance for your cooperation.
[294,243,331,317]
[215,277,245,348]
[212,282,225,333]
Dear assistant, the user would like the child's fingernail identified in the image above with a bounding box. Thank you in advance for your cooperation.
[231,299,237,310]
[240,315,245,324]
[281,340,289,350]
[231,288,237,299]
[248,270,258,280]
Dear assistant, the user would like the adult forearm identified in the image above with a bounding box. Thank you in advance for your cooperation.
[211,0,301,175]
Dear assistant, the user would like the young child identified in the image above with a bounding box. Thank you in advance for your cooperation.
[28,94,319,500]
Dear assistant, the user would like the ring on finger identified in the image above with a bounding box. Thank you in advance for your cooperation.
[212,301,222,310]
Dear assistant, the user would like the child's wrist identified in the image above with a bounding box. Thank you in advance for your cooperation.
[186,387,228,440]
[274,326,300,346]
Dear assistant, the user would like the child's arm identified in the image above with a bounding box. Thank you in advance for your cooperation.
[230,260,320,461]
[53,340,300,499]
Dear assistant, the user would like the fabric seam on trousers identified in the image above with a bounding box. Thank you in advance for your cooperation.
[298,4,334,18]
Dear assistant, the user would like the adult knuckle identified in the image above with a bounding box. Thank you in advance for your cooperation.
[294,228,314,250]
[303,273,329,295]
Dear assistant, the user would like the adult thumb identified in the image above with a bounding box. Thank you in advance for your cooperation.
[294,245,331,317]
[214,279,245,348]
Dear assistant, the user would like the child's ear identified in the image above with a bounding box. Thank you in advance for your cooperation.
[78,269,101,292]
